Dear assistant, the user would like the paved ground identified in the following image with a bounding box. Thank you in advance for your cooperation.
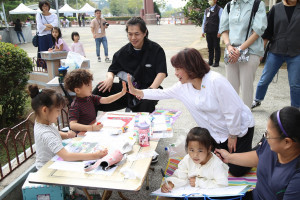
[9,24,291,199]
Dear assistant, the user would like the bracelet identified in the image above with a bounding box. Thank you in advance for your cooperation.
[229,135,237,139]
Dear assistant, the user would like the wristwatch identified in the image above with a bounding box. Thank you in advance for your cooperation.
[229,134,238,139]
[236,46,243,54]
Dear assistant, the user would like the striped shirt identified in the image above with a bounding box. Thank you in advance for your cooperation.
[69,95,101,125]
[34,121,64,169]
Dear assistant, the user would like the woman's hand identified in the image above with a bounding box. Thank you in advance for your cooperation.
[97,77,113,93]
[48,48,53,52]
[189,177,196,187]
[121,81,127,95]
[214,149,230,163]
[228,136,237,153]
[127,74,144,99]
[161,181,174,193]
[227,45,240,64]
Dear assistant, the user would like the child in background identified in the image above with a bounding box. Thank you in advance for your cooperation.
[64,69,127,132]
[71,31,86,57]
[48,27,70,52]
[28,85,108,170]
[161,127,229,192]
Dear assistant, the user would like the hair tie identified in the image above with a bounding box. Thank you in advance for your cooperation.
[277,110,288,137]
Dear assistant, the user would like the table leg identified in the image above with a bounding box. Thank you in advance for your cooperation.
[102,190,112,200]
[118,191,129,200]
[82,188,92,200]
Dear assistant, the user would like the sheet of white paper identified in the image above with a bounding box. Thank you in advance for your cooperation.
[48,160,117,175]
[151,185,248,197]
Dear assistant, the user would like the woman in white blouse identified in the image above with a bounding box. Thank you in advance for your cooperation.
[128,48,255,177]
[36,0,58,66]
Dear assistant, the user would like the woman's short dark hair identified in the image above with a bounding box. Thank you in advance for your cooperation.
[28,85,65,116]
[270,106,300,143]
[95,9,101,13]
[64,69,93,92]
[185,127,219,153]
[39,0,51,11]
[71,32,80,41]
[126,17,148,38]
[171,48,210,79]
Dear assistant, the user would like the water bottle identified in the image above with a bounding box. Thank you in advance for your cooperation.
[58,66,69,83]
[137,121,150,147]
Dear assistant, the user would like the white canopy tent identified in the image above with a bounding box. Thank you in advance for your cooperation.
[58,4,78,13]
[9,3,37,14]
[78,3,95,13]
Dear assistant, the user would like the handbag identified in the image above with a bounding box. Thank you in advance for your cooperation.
[32,33,38,47]
[224,0,260,64]
[32,14,50,47]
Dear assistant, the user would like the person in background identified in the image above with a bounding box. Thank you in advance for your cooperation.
[82,13,85,27]
[71,32,86,57]
[201,0,223,67]
[215,106,300,199]
[36,0,58,66]
[252,0,300,109]
[13,19,26,44]
[161,127,228,193]
[219,0,267,108]
[92,17,167,113]
[78,14,81,27]
[90,9,110,63]
[127,48,254,177]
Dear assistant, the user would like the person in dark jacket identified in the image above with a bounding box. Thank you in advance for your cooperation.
[14,19,26,44]
[201,0,223,67]
[252,0,300,109]
[92,17,167,113]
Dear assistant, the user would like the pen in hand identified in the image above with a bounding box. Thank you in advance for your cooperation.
[161,168,171,192]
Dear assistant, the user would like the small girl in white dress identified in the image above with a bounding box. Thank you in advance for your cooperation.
[161,127,229,193]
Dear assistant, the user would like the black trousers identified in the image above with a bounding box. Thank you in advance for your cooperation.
[206,32,221,64]
[219,127,254,177]
[92,82,158,113]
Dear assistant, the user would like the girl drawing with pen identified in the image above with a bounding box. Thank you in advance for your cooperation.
[161,127,229,193]
[28,84,108,170]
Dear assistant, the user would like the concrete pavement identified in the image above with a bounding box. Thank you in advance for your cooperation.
[9,24,292,199]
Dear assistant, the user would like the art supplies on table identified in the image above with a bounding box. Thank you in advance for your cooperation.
[151,108,182,124]
[151,185,250,198]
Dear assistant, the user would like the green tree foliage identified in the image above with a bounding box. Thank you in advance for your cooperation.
[109,0,128,16]
[183,0,230,26]
[154,2,161,16]
[127,0,143,15]
[0,42,33,128]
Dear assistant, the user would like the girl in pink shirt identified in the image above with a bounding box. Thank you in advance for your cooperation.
[48,27,70,52]
[71,31,86,57]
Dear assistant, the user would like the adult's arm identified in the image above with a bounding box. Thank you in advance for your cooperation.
[212,75,251,152]
[148,73,166,89]
[239,1,267,51]
[202,9,207,37]
[97,72,115,92]
[215,149,259,167]
[261,6,275,41]
[283,171,300,199]
[90,20,96,38]
[36,13,47,33]
[217,7,223,36]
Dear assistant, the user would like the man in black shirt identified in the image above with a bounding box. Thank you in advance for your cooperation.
[92,17,168,113]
